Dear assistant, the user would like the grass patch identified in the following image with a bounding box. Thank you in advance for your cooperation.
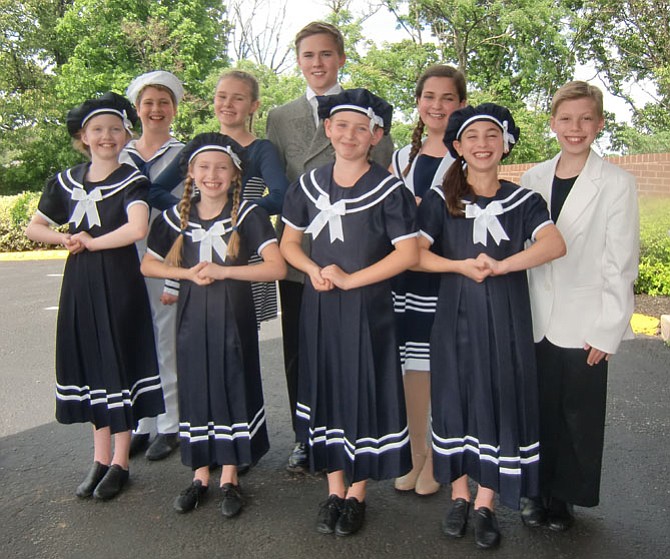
[636,196,670,296]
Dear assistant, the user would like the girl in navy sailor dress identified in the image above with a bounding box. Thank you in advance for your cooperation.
[141,133,286,517]
[418,104,566,549]
[148,70,288,327]
[26,92,163,501]
[281,89,418,537]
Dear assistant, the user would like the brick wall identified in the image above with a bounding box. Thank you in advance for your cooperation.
[499,152,670,196]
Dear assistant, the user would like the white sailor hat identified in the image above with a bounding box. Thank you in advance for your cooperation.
[126,70,184,105]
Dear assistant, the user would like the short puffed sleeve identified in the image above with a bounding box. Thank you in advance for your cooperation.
[123,173,150,214]
[239,205,278,256]
[36,174,70,226]
[383,182,418,244]
[417,188,446,246]
[520,188,552,241]
[147,208,180,260]
[281,178,310,231]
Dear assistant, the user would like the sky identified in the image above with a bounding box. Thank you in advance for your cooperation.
[231,0,655,125]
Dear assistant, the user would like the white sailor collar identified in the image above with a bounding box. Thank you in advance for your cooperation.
[57,165,146,228]
[162,200,258,262]
[430,183,537,246]
[299,165,403,243]
[124,138,183,163]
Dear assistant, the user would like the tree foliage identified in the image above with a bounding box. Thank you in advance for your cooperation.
[0,0,228,194]
[573,0,670,153]
[2,0,670,195]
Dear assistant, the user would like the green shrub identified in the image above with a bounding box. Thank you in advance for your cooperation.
[636,197,670,296]
[0,191,55,252]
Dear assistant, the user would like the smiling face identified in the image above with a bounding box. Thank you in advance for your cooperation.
[213,77,259,131]
[136,86,177,133]
[324,111,383,162]
[550,97,604,158]
[297,33,346,95]
[80,113,130,161]
[417,77,466,133]
[189,150,238,203]
[452,120,504,173]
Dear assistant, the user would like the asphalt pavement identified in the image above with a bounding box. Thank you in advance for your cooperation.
[1,259,669,559]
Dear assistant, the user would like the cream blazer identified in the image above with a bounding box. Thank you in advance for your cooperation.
[523,149,639,354]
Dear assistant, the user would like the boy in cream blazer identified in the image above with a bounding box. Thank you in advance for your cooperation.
[522,81,639,531]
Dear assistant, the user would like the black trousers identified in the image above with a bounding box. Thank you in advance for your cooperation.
[536,338,608,507]
[279,279,303,436]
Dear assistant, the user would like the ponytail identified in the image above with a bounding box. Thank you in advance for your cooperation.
[442,156,473,217]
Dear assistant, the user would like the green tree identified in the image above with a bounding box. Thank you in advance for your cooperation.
[573,0,670,153]
[0,0,229,194]
[381,0,575,108]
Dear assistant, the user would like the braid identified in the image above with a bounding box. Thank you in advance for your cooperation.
[402,118,425,177]
[226,176,243,261]
[443,155,473,217]
[165,176,195,266]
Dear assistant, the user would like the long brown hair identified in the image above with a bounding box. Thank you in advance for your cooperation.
[403,65,467,177]
[165,159,244,266]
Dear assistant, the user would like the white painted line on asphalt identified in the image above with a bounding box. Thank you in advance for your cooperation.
[46,274,63,277]
[44,306,59,311]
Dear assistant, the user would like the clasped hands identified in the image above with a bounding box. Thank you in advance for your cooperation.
[309,264,351,291]
[460,253,507,283]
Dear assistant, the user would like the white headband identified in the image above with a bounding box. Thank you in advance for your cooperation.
[82,108,134,134]
[456,115,517,153]
[188,145,242,170]
[330,104,384,134]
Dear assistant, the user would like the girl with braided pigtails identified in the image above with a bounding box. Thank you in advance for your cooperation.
[390,65,467,495]
[141,133,286,519]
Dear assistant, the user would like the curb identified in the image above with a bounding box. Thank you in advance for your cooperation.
[0,250,68,262]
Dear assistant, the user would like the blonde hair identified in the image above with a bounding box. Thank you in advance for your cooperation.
[216,70,260,131]
[403,65,467,177]
[551,80,604,118]
[165,158,243,267]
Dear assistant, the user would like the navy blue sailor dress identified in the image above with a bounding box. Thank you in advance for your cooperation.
[420,180,552,509]
[36,163,163,432]
[282,162,417,482]
[146,198,275,469]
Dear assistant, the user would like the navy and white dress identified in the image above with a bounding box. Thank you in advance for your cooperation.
[146,198,276,469]
[36,163,163,432]
[282,162,417,482]
[391,146,454,372]
[149,138,288,325]
[419,181,552,509]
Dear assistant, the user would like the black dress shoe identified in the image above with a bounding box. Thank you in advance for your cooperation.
[173,480,208,513]
[335,497,366,537]
[474,507,501,549]
[547,498,574,531]
[442,498,470,538]
[93,464,129,500]
[128,433,150,458]
[75,461,109,498]
[316,494,344,534]
[220,483,243,517]
[145,433,179,461]
[521,497,547,527]
[286,442,309,474]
